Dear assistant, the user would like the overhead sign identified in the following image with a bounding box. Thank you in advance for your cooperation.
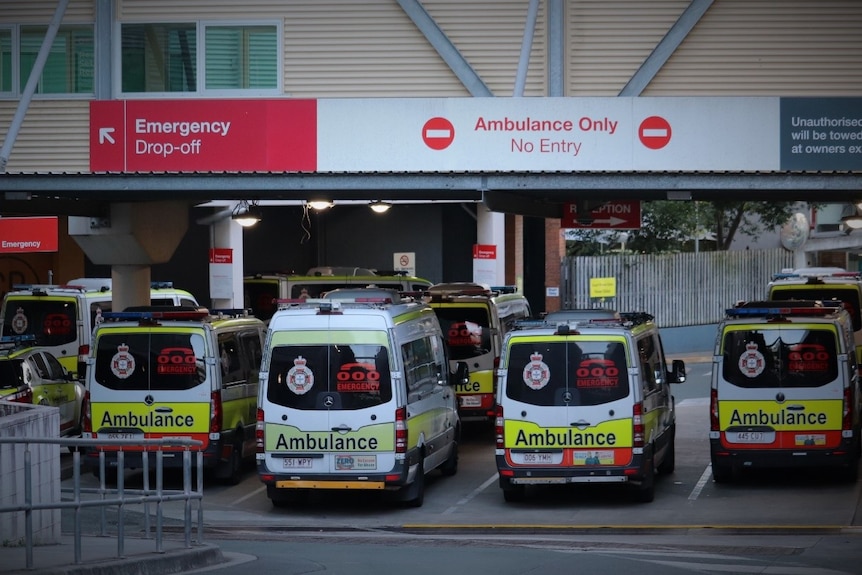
[561,201,642,229]
[90,99,317,172]
[0,217,58,253]
[89,97,862,173]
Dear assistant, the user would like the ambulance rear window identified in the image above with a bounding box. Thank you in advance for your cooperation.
[94,332,206,391]
[245,282,279,321]
[770,286,862,331]
[722,328,839,388]
[433,307,493,360]
[505,340,629,406]
[0,359,25,390]
[267,343,392,410]
[1,299,77,347]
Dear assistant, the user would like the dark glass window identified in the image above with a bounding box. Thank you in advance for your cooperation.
[267,343,391,410]
[1,300,77,347]
[433,306,493,360]
[770,287,862,331]
[722,328,838,389]
[94,332,206,391]
[506,340,630,406]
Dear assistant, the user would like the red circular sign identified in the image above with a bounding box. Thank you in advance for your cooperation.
[638,116,672,150]
[399,254,410,266]
[422,117,455,150]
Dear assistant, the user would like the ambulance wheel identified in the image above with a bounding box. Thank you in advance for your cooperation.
[502,484,526,503]
[632,462,655,503]
[711,461,733,484]
[222,439,244,486]
[440,440,459,477]
[401,460,425,508]
[657,430,676,475]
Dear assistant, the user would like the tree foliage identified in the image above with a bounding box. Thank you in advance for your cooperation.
[565,200,802,255]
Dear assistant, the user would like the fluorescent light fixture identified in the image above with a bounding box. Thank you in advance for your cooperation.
[308,200,334,211]
[369,200,391,213]
[231,200,262,227]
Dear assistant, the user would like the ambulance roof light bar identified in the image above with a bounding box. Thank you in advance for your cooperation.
[726,300,842,318]
[0,334,37,350]
[771,271,862,281]
[101,310,210,322]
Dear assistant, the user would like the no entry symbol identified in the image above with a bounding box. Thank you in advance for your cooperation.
[422,117,455,150]
[638,116,672,150]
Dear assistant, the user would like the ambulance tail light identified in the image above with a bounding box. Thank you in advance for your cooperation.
[395,407,407,454]
[495,404,505,449]
[256,408,265,454]
[632,403,644,447]
[210,391,223,433]
[710,388,720,431]
[81,391,92,433]
[77,344,89,376]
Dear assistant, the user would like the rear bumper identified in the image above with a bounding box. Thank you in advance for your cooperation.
[709,438,858,469]
[495,453,650,486]
[83,441,224,471]
[257,460,410,491]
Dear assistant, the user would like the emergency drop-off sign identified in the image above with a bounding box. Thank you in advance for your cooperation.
[90,97,862,173]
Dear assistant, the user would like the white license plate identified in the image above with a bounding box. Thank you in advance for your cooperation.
[282,457,313,469]
[460,395,482,408]
[512,451,563,465]
[523,452,554,464]
[729,431,775,444]
[106,433,143,441]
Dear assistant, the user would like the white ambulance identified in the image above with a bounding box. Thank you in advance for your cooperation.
[256,289,466,507]
[710,300,861,483]
[0,279,199,378]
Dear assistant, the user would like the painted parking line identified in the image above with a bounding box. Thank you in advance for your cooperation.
[442,473,498,515]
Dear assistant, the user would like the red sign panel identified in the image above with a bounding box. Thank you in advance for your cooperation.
[90,99,317,172]
[0,217,59,253]
[209,248,233,264]
[562,201,642,229]
[422,117,455,150]
[638,116,672,150]
[472,244,497,259]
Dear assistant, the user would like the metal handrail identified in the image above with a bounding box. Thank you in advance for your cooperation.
[0,436,204,570]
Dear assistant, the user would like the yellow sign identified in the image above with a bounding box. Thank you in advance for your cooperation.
[589,277,617,298]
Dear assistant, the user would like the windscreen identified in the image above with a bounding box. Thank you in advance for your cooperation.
[94,332,207,391]
[266,343,392,410]
[0,359,25,390]
[505,339,630,406]
[722,327,839,388]
[770,286,862,331]
[244,282,279,321]
[1,299,77,347]
[433,306,493,360]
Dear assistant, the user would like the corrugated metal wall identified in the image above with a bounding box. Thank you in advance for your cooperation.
[0,0,93,22]
[0,101,90,171]
[562,249,795,328]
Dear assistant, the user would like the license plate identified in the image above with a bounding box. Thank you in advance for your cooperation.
[729,431,775,444]
[106,433,143,441]
[523,452,554,464]
[460,395,482,408]
[283,457,313,469]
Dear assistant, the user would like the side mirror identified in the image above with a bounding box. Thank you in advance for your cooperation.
[452,361,470,386]
[669,359,686,383]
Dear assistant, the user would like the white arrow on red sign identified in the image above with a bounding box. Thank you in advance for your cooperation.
[99,127,115,145]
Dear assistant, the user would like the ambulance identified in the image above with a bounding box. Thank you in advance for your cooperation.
[0,279,199,378]
[256,290,466,507]
[81,307,266,485]
[495,312,686,503]
[767,268,862,365]
[244,268,433,322]
[709,300,862,483]
[427,282,531,422]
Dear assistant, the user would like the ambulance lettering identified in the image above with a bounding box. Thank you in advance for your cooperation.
[728,407,828,427]
[99,410,195,428]
[266,423,394,452]
[505,419,633,449]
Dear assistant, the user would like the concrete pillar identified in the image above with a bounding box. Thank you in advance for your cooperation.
[69,201,189,307]
[476,205,506,286]
[211,216,245,310]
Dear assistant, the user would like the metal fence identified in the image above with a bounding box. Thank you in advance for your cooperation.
[0,436,204,570]
[561,249,795,328]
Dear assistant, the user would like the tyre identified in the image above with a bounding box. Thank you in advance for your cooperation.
[711,461,733,484]
[656,431,676,475]
[400,459,425,508]
[502,484,526,503]
[632,462,655,503]
[439,440,459,477]
[222,438,244,486]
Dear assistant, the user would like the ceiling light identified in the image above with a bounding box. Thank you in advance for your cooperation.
[308,200,334,211]
[231,200,262,227]
[369,200,391,214]
[842,215,862,230]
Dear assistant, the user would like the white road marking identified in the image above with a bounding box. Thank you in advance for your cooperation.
[689,463,713,500]
[442,473,498,515]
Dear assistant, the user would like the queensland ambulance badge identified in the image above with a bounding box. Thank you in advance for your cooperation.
[523,352,551,390]
[287,356,314,395]
[111,343,136,379]
[738,341,765,378]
